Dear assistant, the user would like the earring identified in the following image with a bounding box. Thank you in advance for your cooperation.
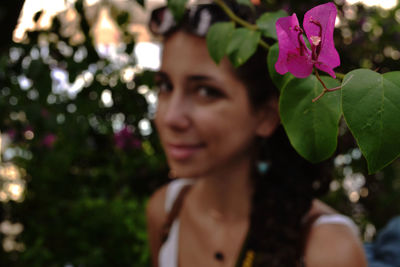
[256,138,271,175]
[257,160,270,175]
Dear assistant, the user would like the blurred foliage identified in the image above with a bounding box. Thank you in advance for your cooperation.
[0,0,168,266]
[0,0,399,266]
[0,0,24,53]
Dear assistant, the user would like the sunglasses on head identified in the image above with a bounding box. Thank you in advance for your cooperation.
[149,2,247,37]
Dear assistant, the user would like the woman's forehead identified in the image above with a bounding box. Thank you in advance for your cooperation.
[161,31,235,78]
[162,31,211,65]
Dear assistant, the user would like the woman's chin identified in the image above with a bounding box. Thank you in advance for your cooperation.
[168,164,208,179]
[169,170,202,179]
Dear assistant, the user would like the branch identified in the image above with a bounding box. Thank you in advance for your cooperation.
[213,0,269,50]
[312,69,341,102]
[335,72,345,80]
[213,0,257,30]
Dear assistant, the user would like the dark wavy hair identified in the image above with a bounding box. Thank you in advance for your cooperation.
[150,2,332,266]
[238,47,331,266]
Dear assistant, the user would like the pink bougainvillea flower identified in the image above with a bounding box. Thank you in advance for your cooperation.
[41,133,57,148]
[5,129,17,140]
[275,2,340,78]
[41,108,50,118]
[114,126,141,150]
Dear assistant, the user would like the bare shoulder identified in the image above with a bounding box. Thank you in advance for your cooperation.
[146,184,168,226]
[304,200,367,267]
[146,184,169,267]
[308,199,337,216]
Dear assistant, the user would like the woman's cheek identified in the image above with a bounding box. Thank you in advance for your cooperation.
[154,104,165,132]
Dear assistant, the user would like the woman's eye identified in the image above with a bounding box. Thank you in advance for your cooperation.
[197,86,223,99]
[156,81,172,94]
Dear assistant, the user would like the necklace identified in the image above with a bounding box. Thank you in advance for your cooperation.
[209,210,225,262]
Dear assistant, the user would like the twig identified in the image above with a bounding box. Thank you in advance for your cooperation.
[258,40,270,49]
[213,0,270,50]
[335,72,345,80]
[213,0,257,30]
[312,69,342,102]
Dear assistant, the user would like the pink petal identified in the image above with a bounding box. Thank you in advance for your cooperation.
[42,133,57,148]
[287,53,314,78]
[275,14,312,78]
[303,2,340,77]
[315,62,336,78]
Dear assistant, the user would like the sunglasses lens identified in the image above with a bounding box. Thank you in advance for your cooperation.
[149,7,177,35]
[149,4,230,37]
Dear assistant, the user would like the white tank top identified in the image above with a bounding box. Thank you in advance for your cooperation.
[158,179,359,267]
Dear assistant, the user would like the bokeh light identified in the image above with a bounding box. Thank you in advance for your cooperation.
[0,163,26,203]
[134,42,161,70]
[346,0,398,9]
[101,89,114,108]
[139,118,152,136]
[14,0,77,42]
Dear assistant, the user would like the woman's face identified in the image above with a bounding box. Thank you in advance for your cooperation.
[155,31,277,178]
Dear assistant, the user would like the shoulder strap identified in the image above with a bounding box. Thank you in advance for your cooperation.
[160,184,192,244]
[298,212,331,267]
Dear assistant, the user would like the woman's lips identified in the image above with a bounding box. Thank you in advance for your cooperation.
[166,143,205,160]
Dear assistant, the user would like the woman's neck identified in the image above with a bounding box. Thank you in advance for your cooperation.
[191,160,253,222]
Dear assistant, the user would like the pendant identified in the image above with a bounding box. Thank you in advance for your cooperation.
[214,251,224,261]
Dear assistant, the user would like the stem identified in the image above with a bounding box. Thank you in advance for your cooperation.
[326,86,341,92]
[312,90,326,103]
[335,72,345,80]
[213,0,257,30]
[312,69,342,102]
[213,0,269,49]
[258,39,270,49]
[315,69,328,89]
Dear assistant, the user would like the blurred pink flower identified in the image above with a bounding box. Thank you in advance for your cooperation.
[41,108,50,118]
[41,133,57,148]
[114,127,141,150]
[275,2,340,78]
[5,129,17,140]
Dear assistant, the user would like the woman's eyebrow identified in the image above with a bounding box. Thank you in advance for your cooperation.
[187,75,218,82]
[155,71,168,80]
[155,72,220,84]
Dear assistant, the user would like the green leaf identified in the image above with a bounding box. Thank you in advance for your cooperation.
[206,22,235,64]
[227,28,260,67]
[236,0,253,7]
[280,75,341,163]
[256,10,287,40]
[267,42,294,91]
[167,0,188,21]
[342,69,400,173]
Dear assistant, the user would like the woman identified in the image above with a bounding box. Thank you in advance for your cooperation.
[146,3,367,266]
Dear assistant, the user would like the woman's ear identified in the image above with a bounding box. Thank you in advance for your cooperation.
[255,96,280,138]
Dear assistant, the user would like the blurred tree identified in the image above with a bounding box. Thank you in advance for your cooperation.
[0,0,168,266]
[0,0,24,53]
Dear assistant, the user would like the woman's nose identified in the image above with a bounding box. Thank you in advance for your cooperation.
[160,93,191,131]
